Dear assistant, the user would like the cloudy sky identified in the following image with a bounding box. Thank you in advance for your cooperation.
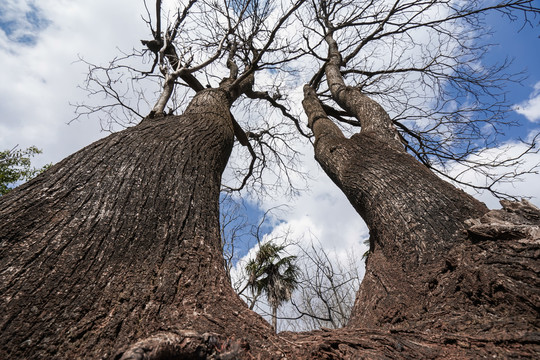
[1,0,539,329]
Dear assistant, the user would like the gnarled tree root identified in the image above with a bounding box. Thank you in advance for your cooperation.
[116,331,248,360]
[466,199,540,241]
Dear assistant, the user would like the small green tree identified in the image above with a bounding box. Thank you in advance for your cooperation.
[0,146,46,195]
[246,242,299,332]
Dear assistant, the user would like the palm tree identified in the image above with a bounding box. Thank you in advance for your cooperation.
[246,242,299,332]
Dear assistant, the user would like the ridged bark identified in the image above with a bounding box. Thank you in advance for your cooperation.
[302,76,540,356]
[0,89,275,359]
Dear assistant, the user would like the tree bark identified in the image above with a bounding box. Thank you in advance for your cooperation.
[0,89,276,359]
[301,74,540,355]
[272,306,278,333]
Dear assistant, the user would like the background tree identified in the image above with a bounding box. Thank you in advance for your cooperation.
[0,146,47,195]
[222,199,291,299]
[245,241,299,332]
[289,243,362,331]
[225,214,362,332]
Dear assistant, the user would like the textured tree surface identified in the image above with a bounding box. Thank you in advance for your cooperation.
[2,85,539,358]
[0,89,278,359]
[299,81,540,358]
[281,200,540,359]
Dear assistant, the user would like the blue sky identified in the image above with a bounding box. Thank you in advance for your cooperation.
[483,10,540,137]
[1,1,539,276]
[0,2,49,45]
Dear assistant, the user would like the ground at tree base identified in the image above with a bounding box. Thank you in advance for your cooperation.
[115,200,540,359]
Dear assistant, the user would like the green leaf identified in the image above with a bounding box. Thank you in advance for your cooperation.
[0,146,48,195]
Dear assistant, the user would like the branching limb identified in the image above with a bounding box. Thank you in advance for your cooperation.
[245,89,312,139]
[231,0,307,90]
[223,114,257,193]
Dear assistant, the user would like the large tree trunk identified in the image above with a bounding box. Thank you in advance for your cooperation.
[0,89,275,359]
[302,34,539,338]
[301,72,540,357]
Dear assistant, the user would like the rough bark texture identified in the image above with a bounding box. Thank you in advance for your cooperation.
[284,325,539,359]
[301,80,540,357]
[0,89,279,359]
[301,35,539,348]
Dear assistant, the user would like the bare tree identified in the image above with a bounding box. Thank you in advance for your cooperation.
[290,243,362,330]
[299,0,540,352]
[1,1,309,358]
[74,0,309,196]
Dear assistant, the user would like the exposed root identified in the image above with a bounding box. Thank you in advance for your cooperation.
[466,199,540,241]
[116,330,248,360]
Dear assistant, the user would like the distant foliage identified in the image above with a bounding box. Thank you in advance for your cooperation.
[0,146,48,195]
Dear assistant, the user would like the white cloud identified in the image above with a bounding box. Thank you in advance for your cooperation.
[513,81,540,122]
[229,143,371,276]
[237,89,371,278]
[444,134,540,209]
[0,0,149,167]
[0,0,49,45]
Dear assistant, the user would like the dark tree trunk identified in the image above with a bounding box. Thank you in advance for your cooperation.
[272,306,278,333]
[301,34,539,340]
[301,75,540,357]
[0,89,276,359]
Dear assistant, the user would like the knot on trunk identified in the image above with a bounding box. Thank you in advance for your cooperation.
[116,331,249,360]
[465,199,540,241]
